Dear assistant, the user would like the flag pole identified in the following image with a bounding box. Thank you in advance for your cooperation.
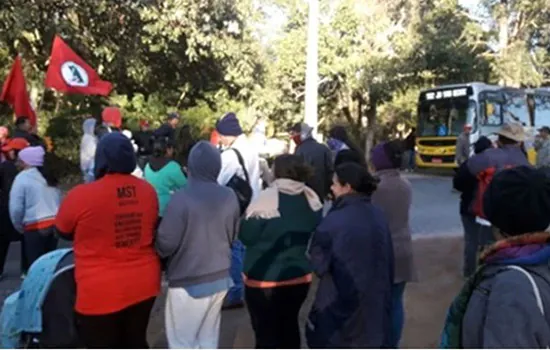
[35,88,47,114]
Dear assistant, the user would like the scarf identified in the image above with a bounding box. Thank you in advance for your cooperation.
[245,178,323,219]
[440,232,550,348]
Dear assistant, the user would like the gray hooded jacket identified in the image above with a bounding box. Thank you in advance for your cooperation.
[156,141,241,288]
[462,263,550,348]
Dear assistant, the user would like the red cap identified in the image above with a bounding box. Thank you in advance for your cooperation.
[1,138,30,152]
[102,107,122,128]
[139,120,150,128]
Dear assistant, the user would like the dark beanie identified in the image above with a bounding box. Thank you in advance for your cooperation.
[216,112,243,136]
[484,166,550,236]
[94,132,137,179]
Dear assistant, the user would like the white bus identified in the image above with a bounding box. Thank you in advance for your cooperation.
[416,82,536,168]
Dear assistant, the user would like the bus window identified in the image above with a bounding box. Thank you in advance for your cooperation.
[503,91,530,126]
[535,94,550,127]
[483,102,502,125]
[418,99,475,137]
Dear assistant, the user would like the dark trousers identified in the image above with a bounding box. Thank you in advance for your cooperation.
[76,297,156,349]
[461,215,495,277]
[0,235,25,275]
[245,283,310,349]
[23,229,58,273]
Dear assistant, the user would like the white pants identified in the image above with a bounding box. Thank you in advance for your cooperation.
[165,288,227,349]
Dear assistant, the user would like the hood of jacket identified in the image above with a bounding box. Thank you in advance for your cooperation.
[94,132,137,179]
[187,141,221,182]
[80,119,98,172]
[82,118,96,135]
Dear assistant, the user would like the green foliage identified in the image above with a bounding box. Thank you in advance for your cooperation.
[0,0,548,174]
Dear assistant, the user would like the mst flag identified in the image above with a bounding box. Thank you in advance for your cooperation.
[45,35,113,96]
[0,56,37,126]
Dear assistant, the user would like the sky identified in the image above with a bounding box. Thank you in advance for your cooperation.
[256,0,485,45]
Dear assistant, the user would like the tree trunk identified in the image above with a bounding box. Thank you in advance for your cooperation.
[498,0,509,86]
[364,102,377,165]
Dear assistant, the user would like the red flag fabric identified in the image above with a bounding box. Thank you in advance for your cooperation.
[45,36,113,96]
[0,56,37,126]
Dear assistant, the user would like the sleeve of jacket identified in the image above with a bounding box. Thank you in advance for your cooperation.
[308,225,332,277]
[482,270,549,348]
[453,161,475,193]
[156,195,186,258]
[168,162,188,190]
[217,150,240,186]
[8,176,25,233]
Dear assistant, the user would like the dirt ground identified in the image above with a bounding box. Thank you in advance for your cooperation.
[147,236,465,348]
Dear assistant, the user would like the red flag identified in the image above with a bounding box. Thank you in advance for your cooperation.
[0,56,37,126]
[45,35,113,96]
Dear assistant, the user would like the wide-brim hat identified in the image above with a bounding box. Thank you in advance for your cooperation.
[495,123,525,142]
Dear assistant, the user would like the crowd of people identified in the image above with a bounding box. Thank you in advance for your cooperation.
[0,108,419,348]
[2,106,550,348]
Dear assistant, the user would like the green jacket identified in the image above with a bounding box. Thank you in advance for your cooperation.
[240,192,322,283]
[144,160,187,216]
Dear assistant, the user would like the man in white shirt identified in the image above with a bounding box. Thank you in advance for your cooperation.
[216,112,261,308]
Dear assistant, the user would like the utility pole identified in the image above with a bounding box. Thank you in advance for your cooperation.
[304,0,319,136]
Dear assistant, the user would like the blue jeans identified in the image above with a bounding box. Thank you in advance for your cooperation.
[402,150,415,170]
[226,240,245,304]
[390,282,406,348]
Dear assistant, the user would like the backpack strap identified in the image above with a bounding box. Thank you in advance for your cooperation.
[230,148,250,184]
[507,265,545,315]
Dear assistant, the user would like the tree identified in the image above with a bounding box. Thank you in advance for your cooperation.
[480,0,550,86]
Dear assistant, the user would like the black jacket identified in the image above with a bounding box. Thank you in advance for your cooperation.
[133,130,154,156]
[153,124,175,141]
[0,160,19,240]
[12,130,45,148]
[453,160,477,216]
[295,138,333,200]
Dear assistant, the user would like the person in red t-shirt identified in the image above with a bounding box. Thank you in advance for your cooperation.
[55,132,161,349]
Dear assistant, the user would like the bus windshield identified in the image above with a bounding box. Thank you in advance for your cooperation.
[418,98,476,137]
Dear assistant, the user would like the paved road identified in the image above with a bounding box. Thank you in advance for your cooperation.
[407,173,462,237]
[0,172,462,347]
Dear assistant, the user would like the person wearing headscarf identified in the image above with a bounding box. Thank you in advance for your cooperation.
[370,140,417,348]
[55,133,161,348]
[290,122,333,202]
[9,146,61,273]
[0,138,30,278]
[453,136,493,277]
[80,118,97,184]
[240,154,322,348]
[306,163,393,348]
[441,166,550,348]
